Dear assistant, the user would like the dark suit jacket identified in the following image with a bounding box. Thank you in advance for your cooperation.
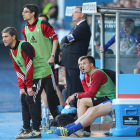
[61,20,91,69]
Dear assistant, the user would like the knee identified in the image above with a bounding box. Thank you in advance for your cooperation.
[87,106,98,117]
[25,95,36,107]
[78,98,87,106]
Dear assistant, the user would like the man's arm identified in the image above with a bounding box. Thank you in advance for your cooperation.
[41,20,58,63]
[22,27,27,41]
[21,42,35,96]
[78,71,108,99]
[48,39,58,63]
[100,35,116,52]
[10,52,25,89]
[10,53,26,97]
[61,25,90,44]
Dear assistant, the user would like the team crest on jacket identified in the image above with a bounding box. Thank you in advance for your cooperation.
[30,36,37,43]
[17,60,23,67]
[67,34,75,42]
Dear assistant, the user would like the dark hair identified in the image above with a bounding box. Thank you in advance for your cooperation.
[23,4,39,18]
[38,13,49,22]
[1,27,18,40]
[123,18,135,27]
[76,6,87,19]
[106,49,114,54]
[80,56,95,66]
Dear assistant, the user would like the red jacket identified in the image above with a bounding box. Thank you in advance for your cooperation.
[78,70,108,99]
[10,41,51,89]
[22,19,58,41]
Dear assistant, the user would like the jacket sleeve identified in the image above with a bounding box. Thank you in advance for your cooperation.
[41,21,58,41]
[78,71,108,99]
[62,22,90,43]
[10,52,25,89]
[103,35,115,51]
[81,80,90,92]
[21,42,34,88]
[22,27,27,41]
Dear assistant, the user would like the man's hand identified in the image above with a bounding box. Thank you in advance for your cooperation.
[100,46,104,53]
[27,88,36,96]
[47,57,55,64]
[68,95,75,103]
[68,93,78,103]
[80,71,85,81]
[20,89,27,97]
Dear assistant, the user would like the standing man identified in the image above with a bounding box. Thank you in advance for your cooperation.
[61,6,91,104]
[2,27,52,139]
[22,4,60,118]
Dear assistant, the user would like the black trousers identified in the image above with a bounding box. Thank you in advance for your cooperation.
[66,68,84,107]
[21,78,46,131]
[38,76,60,124]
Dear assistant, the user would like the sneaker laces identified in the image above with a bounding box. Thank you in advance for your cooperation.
[18,128,30,135]
[60,128,68,136]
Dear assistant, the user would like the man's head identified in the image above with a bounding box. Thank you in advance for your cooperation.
[80,56,95,74]
[22,4,39,21]
[72,6,87,23]
[1,27,18,47]
[78,56,85,72]
[123,18,135,36]
[38,13,49,22]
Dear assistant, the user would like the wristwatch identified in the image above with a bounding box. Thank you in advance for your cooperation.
[73,93,77,100]
[51,54,55,57]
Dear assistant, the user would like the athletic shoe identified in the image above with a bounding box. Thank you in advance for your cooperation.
[83,131,91,137]
[74,130,84,137]
[23,130,41,138]
[15,129,31,139]
[104,131,112,136]
[50,126,64,133]
[55,128,69,136]
[74,130,91,137]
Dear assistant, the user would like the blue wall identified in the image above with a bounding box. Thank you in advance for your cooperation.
[64,0,113,29]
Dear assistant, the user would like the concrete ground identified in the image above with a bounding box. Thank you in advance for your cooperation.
[0,112,140,140]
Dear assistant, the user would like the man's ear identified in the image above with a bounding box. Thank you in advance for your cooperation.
[12,35,16,40]
[81,13,84,18]
[90,63,94,68]
[32,12,35,17]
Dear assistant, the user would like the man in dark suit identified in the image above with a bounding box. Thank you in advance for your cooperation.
[61,6,91,105]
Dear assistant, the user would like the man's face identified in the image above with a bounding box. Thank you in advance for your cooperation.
[78,59,83,72]
[72,8,82,23]
[123,22,134,36]
[22,7,33,21]
[2,32,14,47]
[80,58,92,74]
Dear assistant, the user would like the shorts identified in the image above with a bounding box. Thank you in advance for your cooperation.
[103,99,113,104]
[92,96,110,106]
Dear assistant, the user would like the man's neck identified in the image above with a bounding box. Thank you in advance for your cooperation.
[10,40,17,49]
[28,18,35,25]
[88,67,95,76]
[76,18,85,25]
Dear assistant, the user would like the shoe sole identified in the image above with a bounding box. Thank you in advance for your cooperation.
[16,134,41,139]
[74,133,83,137]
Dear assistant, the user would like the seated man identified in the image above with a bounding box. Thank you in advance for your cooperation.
[55,100,113,136]
[100,18,140,55]
[55,56,115,136]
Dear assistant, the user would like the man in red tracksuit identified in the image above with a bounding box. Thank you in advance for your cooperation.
[2,27,54,139]
[22,4,60,119]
